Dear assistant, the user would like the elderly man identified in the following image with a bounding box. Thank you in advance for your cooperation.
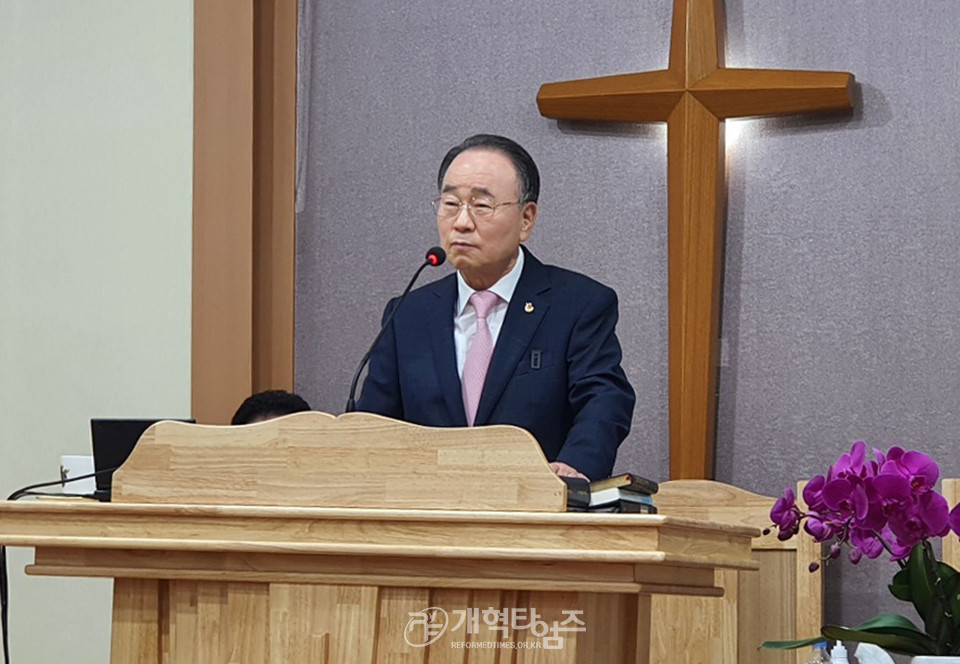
[356,134,635,480]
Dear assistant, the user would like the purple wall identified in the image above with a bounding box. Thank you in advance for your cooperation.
[296,0,960,635]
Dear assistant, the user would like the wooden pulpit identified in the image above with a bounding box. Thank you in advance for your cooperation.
[0,412,757,663]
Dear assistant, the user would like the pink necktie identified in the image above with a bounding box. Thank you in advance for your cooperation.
[462,290,500,426]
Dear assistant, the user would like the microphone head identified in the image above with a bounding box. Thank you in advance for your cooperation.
[425,246,446,266]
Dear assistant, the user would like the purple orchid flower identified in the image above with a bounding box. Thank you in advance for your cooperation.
[881,449,939,495]
[803,514,837,541]
[849,526,886,560]
[872,447,887,467]
[803,475,828,512]
[872,472,913,509]
[822,477,870,521]
[829,441,868,481]
[771,442,960,586]
[771,487,800,539]
[887,490,951,549]
[950,502,960,538]
[884,524,915,561]
[868,472,912,531]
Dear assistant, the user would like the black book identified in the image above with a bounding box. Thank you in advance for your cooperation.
[571,501,658,515]
[589,472,659,495]
[562,476,591,509]
[616,501,657,514]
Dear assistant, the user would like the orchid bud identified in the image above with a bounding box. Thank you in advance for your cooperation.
[808,561,821,573]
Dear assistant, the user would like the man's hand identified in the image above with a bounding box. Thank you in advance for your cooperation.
[549,461,589,480]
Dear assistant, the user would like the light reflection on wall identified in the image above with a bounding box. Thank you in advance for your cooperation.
[725,118,750,151]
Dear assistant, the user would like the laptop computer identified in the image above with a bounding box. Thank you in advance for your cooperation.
[90,418,194,501]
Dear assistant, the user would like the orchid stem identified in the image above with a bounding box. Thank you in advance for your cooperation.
[869,530,908,569]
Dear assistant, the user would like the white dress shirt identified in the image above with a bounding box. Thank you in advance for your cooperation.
[454,248,525,379]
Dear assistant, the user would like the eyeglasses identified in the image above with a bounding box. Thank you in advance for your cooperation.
[432,196,522,220]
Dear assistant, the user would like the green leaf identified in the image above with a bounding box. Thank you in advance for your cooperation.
[935,561,960,649]
[759,636,825,650]
[821,626,937,657]
[941,572,960,650]
[759,616,940,655]
[907,543,937,612]
[933,563,960,630]
[937,561,959,583]
[842,613,924,633]
[891,566,913,602]
[904,541,953,650]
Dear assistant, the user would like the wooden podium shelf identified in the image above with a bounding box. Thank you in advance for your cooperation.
[0,502,756,663]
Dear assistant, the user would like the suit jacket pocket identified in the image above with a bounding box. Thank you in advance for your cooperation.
[512,349,556,377]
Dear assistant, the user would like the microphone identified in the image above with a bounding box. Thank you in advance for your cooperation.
[424,246,444,267]
[344,246,446,412]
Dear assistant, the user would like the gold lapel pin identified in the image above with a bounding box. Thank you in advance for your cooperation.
[524,302,534,313]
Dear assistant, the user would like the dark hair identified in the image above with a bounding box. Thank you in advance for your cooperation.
[437,134,540,203]
[231,389,311,425]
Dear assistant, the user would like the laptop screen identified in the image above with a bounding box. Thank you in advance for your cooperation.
[90,418,194,501]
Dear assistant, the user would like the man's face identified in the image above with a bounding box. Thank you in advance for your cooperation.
[436,148,537,290]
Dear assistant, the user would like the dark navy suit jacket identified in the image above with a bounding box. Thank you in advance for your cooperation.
[355,248,635,480]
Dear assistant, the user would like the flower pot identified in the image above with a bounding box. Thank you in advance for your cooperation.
[911,658,960,663]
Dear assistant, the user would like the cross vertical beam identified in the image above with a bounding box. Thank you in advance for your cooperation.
[667,95,725,480]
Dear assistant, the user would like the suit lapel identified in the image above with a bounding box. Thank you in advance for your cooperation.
[428,276,467,425]
[474,249,550,425]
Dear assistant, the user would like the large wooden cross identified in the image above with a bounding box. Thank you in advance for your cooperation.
[537,0,855,479]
